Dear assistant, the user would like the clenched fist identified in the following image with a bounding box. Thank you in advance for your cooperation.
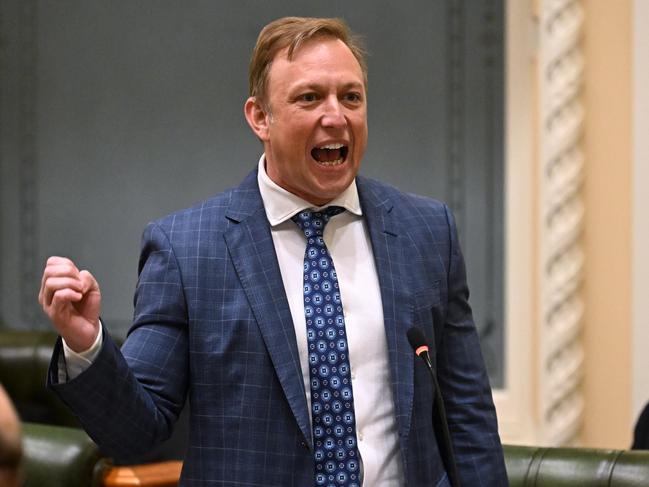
[38,256,101,353]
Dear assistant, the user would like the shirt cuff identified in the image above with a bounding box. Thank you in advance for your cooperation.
[61,324,103,381]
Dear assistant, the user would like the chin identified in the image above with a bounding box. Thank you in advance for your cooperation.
[314,180,352,201]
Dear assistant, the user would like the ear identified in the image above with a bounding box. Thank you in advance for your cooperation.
[244,97,270,142]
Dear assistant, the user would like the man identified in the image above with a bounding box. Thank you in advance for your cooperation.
[39,17,507,486]
[0,384,22,487]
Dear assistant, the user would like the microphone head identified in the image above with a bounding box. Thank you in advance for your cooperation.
[407,327,429,356]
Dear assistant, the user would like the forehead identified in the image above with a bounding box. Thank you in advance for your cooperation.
[267,38,364,92]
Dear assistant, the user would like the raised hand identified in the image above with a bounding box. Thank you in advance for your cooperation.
[38,256,101,353]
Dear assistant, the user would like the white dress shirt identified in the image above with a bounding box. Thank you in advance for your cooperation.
[256,156,403,486]
[64,155,404,485]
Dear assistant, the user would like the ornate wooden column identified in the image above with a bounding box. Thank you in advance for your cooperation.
[536,0,585,446]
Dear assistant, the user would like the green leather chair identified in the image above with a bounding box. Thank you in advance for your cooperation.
[21,422,182,487]
[21,422,109,487]
[0,329,79,427]
[504,444,649,486]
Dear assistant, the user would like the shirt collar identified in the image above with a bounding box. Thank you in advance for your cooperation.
[256,154,363,227]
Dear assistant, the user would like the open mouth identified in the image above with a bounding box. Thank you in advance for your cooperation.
[311,143,348,166]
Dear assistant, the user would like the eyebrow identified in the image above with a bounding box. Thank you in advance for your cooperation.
[289,81,365,93]
[340,82,364,91]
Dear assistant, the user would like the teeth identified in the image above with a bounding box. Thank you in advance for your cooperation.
[318,143,344,150]
[317,158,344,166]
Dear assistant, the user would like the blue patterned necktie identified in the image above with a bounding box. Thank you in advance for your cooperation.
[292,207,361,487]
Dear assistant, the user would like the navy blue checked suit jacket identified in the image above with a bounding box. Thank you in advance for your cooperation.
[48,168,508,486]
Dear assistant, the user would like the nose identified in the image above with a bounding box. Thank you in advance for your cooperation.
[321,96,347,129]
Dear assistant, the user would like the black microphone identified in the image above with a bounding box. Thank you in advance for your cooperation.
[407,327,461,487]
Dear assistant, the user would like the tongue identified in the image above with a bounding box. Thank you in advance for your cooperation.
[312,148,342,162]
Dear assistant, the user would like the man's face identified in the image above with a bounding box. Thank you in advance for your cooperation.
[248,37,368,206]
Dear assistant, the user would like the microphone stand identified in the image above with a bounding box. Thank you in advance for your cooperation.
[408,327,461,487]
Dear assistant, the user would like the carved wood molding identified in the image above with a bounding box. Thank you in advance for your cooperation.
[537,0,585,445]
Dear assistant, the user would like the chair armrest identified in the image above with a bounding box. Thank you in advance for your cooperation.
[103,461,182,487]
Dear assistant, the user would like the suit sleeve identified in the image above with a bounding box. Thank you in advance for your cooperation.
[436,204,508,486]
[47,222,189,460]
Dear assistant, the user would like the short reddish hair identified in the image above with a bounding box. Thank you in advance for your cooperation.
[248,17,367,105]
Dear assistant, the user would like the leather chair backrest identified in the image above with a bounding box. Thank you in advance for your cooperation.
[0,330,79,426]
[504,444,649,486]
[21,422,110,487]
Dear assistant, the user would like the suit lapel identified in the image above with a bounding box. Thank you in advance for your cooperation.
[223,170,312,447]
[357,177,415,452]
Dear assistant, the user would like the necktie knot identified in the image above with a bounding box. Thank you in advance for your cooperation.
[291,206,345,239]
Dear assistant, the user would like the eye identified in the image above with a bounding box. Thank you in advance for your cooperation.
[342,92,363,104]
[297,92,318,103]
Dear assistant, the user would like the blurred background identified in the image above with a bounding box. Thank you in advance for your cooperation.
[0,0,646,455]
